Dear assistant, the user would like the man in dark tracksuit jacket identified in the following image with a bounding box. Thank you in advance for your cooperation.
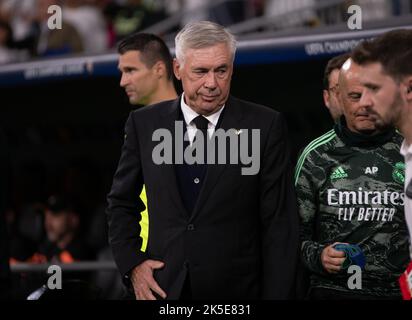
[295,58,410,299]
[295,120,409,298]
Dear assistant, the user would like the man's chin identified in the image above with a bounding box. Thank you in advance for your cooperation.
[199,104,223,115]
[356,124,379,134]
[199,99,226,114]
[129,98,138,104]
[374,119,393,131]
[354,118,377,131]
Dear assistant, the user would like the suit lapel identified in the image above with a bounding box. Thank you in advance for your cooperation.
[190,96,244,221]
[156,97,190,218]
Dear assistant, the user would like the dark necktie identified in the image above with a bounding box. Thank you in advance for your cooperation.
[192,115,209,139]
[192,115,210,163]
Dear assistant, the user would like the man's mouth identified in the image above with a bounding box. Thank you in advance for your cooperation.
[202,95,218,101]
[356,113,372,119]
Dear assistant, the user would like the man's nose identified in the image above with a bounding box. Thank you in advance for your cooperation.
[120,73,128,87]
[204,71,217,90]
[359,90,372,108]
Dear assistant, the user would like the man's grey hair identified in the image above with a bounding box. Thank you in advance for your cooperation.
[175,21,237,65]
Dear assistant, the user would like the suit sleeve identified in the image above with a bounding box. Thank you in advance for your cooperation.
[259,113,300,299]
[295,152,327,275]
[106,113,148,280]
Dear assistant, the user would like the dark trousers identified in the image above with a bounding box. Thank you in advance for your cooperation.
[179,273,192,301]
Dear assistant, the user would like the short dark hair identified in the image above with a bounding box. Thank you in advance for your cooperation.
[117,33,173,80]
[351,29,412,82]
[323,52,351,89]
[46,195,78,216]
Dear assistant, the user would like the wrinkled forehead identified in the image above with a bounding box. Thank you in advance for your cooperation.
[184,44,234,66]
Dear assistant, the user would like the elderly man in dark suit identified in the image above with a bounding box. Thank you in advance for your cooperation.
[107,21,299,300]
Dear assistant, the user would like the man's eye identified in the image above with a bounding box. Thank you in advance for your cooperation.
[348,94,361,101]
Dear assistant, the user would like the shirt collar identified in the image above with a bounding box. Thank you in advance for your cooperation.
[400,139,412,157]
[180,93,224,128]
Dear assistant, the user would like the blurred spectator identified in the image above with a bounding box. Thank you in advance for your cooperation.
[353,0,393,21]
[264,0,319,29]
[249,0,265,17]
[0,19,29,64]
[210,0,248,26]
[36,195,93,263]
[10,0,84,57]
[104,0,166,43]
[163,0,263,26]
[82,0,113,10]
[160,0,180,16]
[8,193,91,265]
[35,0,84,56]
[0,0,36,43]
[63,0,108,54]
[0,19,14,64]
[0,0,83,56]
[180,0,209,26]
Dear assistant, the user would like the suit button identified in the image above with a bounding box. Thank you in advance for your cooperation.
[194,178,200,184]
[187,224,195,231]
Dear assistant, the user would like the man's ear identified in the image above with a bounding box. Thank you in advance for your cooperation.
[406,76,412,95]
[153,61,165,78]
[173,58,181,80]
[323,89,330,109]
[402,76,412,102]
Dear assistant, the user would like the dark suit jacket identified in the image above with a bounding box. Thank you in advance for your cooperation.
[107,95,300,299]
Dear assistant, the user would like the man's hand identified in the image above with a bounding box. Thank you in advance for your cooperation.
[321,242,347,274]
[130,260,167,300]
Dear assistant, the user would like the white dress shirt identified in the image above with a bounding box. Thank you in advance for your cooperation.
[400,139,412,258]
[180,94,225,144]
